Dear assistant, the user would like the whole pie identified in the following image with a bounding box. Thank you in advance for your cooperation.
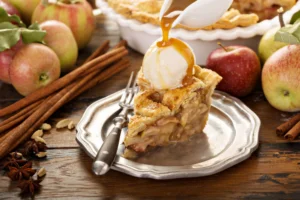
[123,66,222,158]
[106,0,296,30]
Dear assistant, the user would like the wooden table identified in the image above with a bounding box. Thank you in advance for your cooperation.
[1,15,300,200]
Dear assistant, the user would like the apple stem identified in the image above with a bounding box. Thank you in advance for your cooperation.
[217,42,228,52]
[277,7,285,27]
[40,74,48,82]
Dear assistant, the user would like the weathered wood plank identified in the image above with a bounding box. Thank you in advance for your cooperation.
[1,146,300,199]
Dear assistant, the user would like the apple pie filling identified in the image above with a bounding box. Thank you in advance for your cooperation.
[124,90,209,156]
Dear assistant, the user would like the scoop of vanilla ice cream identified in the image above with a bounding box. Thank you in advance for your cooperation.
[142,39,195,90]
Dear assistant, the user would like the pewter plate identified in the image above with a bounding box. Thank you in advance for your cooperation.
[76,90,260,179]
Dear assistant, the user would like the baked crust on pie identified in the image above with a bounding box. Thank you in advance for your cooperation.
[231,0,296,20]
[106,0,296,30]
[123,66,222,158]
[106,0,259,30]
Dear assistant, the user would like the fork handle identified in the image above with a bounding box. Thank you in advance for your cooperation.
[92,126,122,175]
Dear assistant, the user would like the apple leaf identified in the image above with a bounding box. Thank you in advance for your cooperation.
[275,24,300,44]
[0,7,25,27]
[28,22,42,31]
[0,28,20,52]
[290,10,300,24]
[20,22,46,44]
[0,22,18,29]
[0,22,46,52]
[20,29,46,45]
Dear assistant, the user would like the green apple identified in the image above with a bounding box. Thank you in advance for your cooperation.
[262,45,300,112]
[40,20,78,73]
[32,0,95,49]
[6,0,40,25]
[258,28,288,63]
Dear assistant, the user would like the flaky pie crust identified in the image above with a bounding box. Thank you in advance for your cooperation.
[107,0,260,30]
[106,0,296,30]
[123,66,222,158]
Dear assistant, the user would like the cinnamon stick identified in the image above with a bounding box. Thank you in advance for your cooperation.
[0,41,114,134]
[72,59,129,98]
[276,113,300,136]
[113,40,127,49]
[81,40,127,75]
[0,108,36,134]
[84,40,110,64]
[0,100,42,130]
[3,59,130,157]
[0,47,127,118]
[284,121,300,140]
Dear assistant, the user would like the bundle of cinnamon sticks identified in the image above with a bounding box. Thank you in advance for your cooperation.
[276,113,300,140]
[0,40,129,159]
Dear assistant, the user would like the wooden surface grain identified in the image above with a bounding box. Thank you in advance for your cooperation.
[0,15,300,200]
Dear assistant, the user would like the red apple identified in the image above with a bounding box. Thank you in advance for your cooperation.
[32,0,95,49]
[10,44,61,96]
[0,40,23,84]
[0,0,20,16]
[5,0,40,24]
[40,20,78,73]
[262,45,300,112]
[206,45,261,97]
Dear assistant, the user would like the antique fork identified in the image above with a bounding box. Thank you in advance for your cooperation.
[92,72,138,175]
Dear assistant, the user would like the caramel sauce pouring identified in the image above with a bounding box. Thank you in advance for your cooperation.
[157,0,196,86]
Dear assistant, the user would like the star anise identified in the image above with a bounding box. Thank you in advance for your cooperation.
[0,152,27,170]
[7,161,36,181]
[22,139,47,156]
[18,177,42,196]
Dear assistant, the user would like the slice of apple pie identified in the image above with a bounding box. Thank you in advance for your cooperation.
[123,66,222,158]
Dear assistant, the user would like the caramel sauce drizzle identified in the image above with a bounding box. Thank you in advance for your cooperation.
[157,0,196,86]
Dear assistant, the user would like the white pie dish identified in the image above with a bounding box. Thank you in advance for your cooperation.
[96,0,300,65]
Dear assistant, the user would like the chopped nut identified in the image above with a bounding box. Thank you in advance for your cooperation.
[67,121,75,130]
[37,167,46,177]
[56,119,73,129]
[33,136,46,144]
[40,123,52,131]
[31,130,43,139]
[9,152,23,158]
[36,152,47,158]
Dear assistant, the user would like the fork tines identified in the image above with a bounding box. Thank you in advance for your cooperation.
[119,72,138,108]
